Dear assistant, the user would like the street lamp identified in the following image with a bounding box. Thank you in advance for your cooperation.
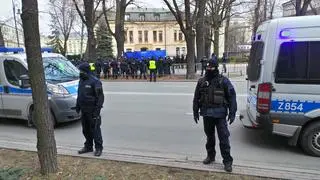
[12,0,20,47]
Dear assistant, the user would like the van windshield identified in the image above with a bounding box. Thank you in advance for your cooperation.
[43,57,79,83]
[247,41,264,81]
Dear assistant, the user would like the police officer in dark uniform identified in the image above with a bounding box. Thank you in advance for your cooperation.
[76,62,105,157]
[193,59,237,172]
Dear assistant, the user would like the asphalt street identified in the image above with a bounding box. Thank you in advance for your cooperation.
[0,78,319,173]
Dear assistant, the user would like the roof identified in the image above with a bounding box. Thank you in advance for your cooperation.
[103,7,177,22]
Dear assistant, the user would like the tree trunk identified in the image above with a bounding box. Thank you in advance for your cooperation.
[213,28,220,57]
[205,27,212,58]
[253,0,262,36]
[21,0,57,175]
[263,0,267,21]
[185,33,196,79]
[0,27,4,47]
[224,8,231,54]
[196,0,206,63]
[87,26,96,62]
[116,34,124,58]
[62,39,67,56]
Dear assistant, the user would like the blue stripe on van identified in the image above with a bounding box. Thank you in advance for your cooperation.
[8,87,32,94]
[64,84,78,95]
[271,100,320,114]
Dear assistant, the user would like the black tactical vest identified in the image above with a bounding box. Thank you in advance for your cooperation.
[199,75,226,108]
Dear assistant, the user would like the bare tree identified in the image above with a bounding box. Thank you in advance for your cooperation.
[21,0,58,175]
[269,0,276,19]
[207,0,236,57]
[163,0,197,79]
[73,0,104,62]
[102,0,134,58]
[310,0,319,15]
[196,0,208,62]
[294,0,313,16]
[252,0,262,35]
[49,0,76,56]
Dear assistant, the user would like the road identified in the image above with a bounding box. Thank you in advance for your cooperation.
[0,79,319,173]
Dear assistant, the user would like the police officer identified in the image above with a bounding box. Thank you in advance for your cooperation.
[148,57,157,82]
[192,59,237,172]
[76,62,105,157]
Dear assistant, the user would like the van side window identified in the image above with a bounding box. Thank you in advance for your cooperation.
[247,41,264,81]
[4,60,28,86]
[275,41,320,84]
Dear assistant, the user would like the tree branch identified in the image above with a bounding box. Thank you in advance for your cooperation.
[72,0,87,26]
[94,11,105,25]
[163,0,186,34]
[102,0,116,37]
[94,0,102,13]
[125,0,135,8]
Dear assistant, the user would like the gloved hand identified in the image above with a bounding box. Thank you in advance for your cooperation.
[76,107,80,114]
[193,112,199,124]
[228,114,236,125]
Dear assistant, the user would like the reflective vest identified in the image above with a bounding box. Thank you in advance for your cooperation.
[149,60,156,70]
[89,63,96,71]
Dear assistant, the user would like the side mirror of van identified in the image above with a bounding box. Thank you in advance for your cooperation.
[19,75,31,89]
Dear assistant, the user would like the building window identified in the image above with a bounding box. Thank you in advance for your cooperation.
[129,31,133,43]
[126,48,132,52]
[181,47,186,55]
[179,31,183,41]
[176,47,180,56]
[174,30,177,42]
[144,30,148,43]
[124,31,127,43]
[154,13,160,21]
[141,47,148,51]
[158,31,163,42]
[138,31,143,43]
[125,14,130,21]
[156,48,161,51]
[139,13,145,21]
[153,31,157,42]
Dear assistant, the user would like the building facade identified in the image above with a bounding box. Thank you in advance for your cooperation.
[66,33,87,56]
[1,24,24,47]
[107,8,187,57]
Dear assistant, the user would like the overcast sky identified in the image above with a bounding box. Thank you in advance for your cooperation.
[0,0,164,35]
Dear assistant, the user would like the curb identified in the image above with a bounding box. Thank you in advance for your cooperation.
[0,138,319,180]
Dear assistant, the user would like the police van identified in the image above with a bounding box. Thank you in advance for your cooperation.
[0,47,80,126]
[240,15,320,157]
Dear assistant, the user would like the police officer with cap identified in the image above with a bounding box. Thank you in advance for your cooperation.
[193,58,237,172]
[76,62,104,157]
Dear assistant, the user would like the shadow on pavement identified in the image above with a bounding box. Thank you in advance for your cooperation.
[241,128,304,155]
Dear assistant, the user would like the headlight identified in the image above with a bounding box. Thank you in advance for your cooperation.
[47,83,70,96]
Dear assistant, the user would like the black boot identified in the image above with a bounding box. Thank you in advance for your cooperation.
[78,147,93,154]
[224,162,232,172]
[94,149,102,157]
[203,156,215,164]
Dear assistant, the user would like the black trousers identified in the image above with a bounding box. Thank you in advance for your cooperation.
[203,116,233,164]
[81,112,103,150]
[150,69,157,82]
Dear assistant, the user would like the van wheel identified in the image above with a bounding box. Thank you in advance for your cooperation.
[300,121,320,157]
[28,108,56,128]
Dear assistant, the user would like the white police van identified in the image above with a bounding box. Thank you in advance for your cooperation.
[240,15,320,157]
[0,47,80,126]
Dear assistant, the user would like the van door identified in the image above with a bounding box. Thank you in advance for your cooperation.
[2,59,32,120]
[246,41,264,124]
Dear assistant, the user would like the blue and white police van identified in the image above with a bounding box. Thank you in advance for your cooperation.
[0,47,80,126]
[240,15,320,157]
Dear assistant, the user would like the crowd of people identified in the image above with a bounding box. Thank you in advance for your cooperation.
[71,56,176,80]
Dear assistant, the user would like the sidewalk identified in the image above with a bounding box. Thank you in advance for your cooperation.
[1,137,319,180]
